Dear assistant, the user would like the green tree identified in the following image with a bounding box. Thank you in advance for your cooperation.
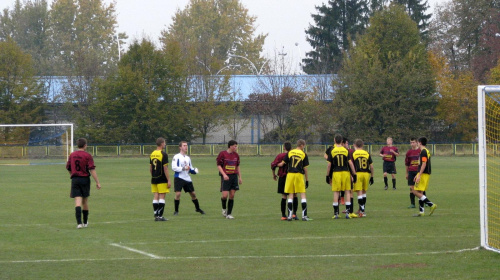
[0,0,51,76]
[87,39,189,143]
[0,39,44,128]
[393,0,432,40]
[161,0,266,75]
[335,4,436,142]
[303,0,369,74]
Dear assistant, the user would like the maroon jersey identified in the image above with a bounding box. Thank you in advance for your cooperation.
[66,150,95,178]
[216,150,240,175]
[380,146,398,162]
[271,152,288,178]
[405,148,421,172]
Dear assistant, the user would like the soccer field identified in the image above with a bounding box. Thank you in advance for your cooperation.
[1,156,499,279]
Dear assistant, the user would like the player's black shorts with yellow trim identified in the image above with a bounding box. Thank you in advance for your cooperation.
[277,176,287,194]
[174,177,195,193]
[220,173,240,192]
[407,171,418,186]
[71,176,91,198]
[383,161,397,174]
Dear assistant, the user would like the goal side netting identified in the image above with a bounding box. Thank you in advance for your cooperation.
[478,85,500,253]
[0,124,73,165]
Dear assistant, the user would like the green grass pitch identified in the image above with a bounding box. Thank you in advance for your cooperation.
[1,155,500,279]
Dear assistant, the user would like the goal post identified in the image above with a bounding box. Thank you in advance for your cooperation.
[478,85,500,253]
[0,123,73,165]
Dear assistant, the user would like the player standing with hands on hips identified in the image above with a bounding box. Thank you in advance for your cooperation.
[171,141,205,215]
[217,140,242,219]
[380,137,399,190]
[66,138,101,229]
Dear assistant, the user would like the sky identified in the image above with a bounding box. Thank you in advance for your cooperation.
[0,0,444,65]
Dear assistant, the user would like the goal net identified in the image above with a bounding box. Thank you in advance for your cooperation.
[0,124,73,165]
[478,85,500,253]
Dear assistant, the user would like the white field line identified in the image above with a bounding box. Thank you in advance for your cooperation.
[126,234,476,245]
[109,243,163,259]
[0,247,481,264]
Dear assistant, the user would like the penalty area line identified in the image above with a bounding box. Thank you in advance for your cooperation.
[109,243,164,259]
[0,247,480,264]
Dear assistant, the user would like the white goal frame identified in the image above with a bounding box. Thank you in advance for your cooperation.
[0,123,74,161]
[478,85,500,254]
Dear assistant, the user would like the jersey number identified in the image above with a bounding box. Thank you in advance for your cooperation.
[291,156,302,168]
[335,155,344,167]
[358,158,368,169]
[75,160,81,171]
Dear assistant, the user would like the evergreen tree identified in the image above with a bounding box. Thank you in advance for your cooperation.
[303,0,369,74]
[393,0,432,39]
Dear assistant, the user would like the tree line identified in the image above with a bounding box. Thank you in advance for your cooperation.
[1,0,499,145]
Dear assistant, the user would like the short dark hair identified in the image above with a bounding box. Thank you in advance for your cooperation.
[342,137,349,144]
[410,137,417,142]
[334,135,343,144]
[178,141,187,147]
[156,137,165,147]
[228,140,238,148]
[283,141,292,152]
[418,137,427,146]
[354,139,363,148]
[76,138,87,148]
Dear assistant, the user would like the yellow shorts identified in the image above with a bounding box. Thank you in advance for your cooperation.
[353,172,370,192]
[284,173,306,194]
[331,171,351,192]
[414,173,430,192]
[151,183,170,194]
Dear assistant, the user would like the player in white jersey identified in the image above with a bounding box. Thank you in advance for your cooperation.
[171,141,205,215]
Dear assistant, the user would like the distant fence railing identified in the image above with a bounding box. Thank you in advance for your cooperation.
[0,143,488,158]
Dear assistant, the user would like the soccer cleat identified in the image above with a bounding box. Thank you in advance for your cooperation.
[292,214,299,220]
[358,212,365,218]
[384,185,388,190]
[342,210,347,214]
[345,213,350,219]
[222,209,227,217]
[393,187,397,190]
[340,197,345,205]
[226,215,234,219]
[413,212,425,217]
[196,209,205,215]
[83,223,88,228]
[302,216,312,221]
[281,217,287,221]
[173,211,179,216]
[77,224,83,229]
[157,216,168,221]
[349,213,358,218]
[408,204,416,209]
[332,214,339,219]
[429,204,437,216]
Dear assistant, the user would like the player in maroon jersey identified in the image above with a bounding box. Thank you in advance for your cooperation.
[217,140,242,219]
[271,141,298,220]
[66,138,101,229]
[379,137,399,190]
[405,138,421,208]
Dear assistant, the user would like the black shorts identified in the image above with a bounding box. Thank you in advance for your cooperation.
[174,177,195,193]
[220,174,239,192]
[277,176,287,194]
[407,171,418,186]
[383,161,397,174]
[70,176,91,198]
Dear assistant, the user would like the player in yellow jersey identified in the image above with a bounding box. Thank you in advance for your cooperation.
[352,139,374,217]
[283,139,311,221]
[150,137,171,221]
[412,137,437,217]
[326,135,357,219]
